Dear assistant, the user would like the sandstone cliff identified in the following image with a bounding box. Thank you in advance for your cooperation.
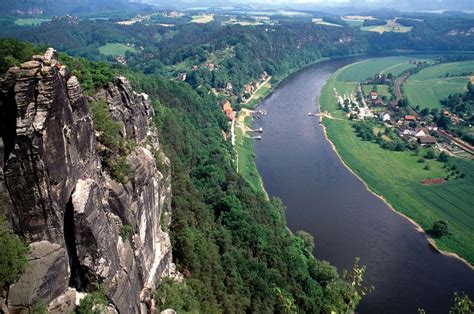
[0,49,176,313]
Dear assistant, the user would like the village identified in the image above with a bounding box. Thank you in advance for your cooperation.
[334,81,473,158]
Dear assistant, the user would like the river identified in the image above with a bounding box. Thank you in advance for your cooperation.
[252,60,474,313]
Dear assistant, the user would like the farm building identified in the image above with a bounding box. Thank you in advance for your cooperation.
[418,136,437,145]
[404,115,416,121]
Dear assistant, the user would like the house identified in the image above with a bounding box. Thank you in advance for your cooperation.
[402,134,417,142]
[442,109,450,116]
[259,71,269,81]
[221,100,234,121]
[415,127,430,138]
[370,91,378,100]
[225,82,233,92]
[177,73,187,81]
[205,63,216,71]
[379,112,391,122]
[418,136,437,145]
[397,126,416,137]
[192,65,199,71]
[404,115,416,121]
[390,100,398,109]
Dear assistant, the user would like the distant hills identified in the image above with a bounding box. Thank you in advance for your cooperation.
[0,0,149,16]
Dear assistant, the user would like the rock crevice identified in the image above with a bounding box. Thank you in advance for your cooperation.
[0,49,176,313]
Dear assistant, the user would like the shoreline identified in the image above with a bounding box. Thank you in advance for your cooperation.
[317,110,474,271]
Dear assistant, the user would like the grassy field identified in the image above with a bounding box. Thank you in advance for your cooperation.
[312,18,342,27]
[362,84,391,99]
[337,57,417,82]
[342,18,364,27]
[403,61,474,109]
[14,18,50,26]
[361,20,412,33]
[98,43,136,57]
[235,113,266,195]
[320,61,474,264]
[244,81,272,109]
[190,15,214,23]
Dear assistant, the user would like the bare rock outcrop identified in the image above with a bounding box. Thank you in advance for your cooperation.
[0,49,176,313]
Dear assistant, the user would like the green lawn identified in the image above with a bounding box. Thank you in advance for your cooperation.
[336,57,416,82]
[14,18,50,26]
[362,84,391,99]
[403,61,474,109]
[98,43,136,57]
[320,61,474,264]
[235,115,266,196]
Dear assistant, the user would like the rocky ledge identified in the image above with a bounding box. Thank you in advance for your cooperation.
[0,49,177,313]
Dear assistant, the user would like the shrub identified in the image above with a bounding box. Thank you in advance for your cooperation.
[431,220,449,238]
[0,216,29,290]
[425,149,436,159]
[90,101,123,152]
[76,288,108,314]
[110,156,133,184]
[438,151,449,162]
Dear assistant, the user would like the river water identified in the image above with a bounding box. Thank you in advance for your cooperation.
[252,60,474,313]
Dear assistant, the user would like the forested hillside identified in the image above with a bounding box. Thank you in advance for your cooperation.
[0,39,369,312]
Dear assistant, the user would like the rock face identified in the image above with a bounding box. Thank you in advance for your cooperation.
[0,49,175,313]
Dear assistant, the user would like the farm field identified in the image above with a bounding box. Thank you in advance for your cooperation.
[190,15,214,23]
[320,60,474,264]
[342,18,364,27]
[312,18,342,27]
[336,56,417,82]
[14,18,50,26]
[403,61,474,109]
[98,43,136,57]
[361,19,412,33]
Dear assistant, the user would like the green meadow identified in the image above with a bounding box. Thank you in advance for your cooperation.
[14,18,50,26]
[98,43,136,57]
[235,114,266,196]
[320,61,474,264]
[336,56,416,82]
[403,61,474,109]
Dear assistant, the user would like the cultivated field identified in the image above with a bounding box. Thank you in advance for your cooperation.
[98,43,136,57]
[14,18,50,26]
[337,57,417,82]
[403,61,474,109]
[312,18,342,27]
[320,60,474,264]
[361,19,412,33]
[190,15,214,24]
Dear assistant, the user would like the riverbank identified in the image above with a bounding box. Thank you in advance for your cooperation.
[318,59,474,266]
[234,57,331,196]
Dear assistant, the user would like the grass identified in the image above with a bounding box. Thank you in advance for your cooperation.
[361,20,412,33]
[362,84,391,99]
[312,18,342,27]
[244,81,272,109]
[14,18,50,26]
[98,43,136,57]
[403,61,474,109]
[336,57,416,82]
[190,15,214,24]
[342,18,364,27]
[320,61,474,264]
[235,113,266,195]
